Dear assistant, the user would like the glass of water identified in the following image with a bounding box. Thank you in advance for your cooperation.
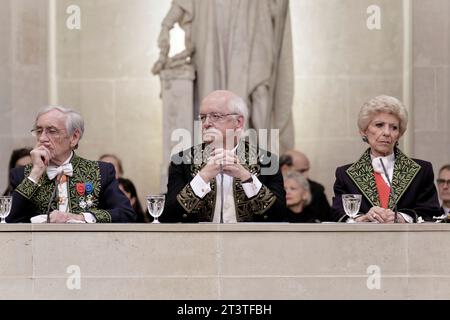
[342,194,362,223]
[0,196,12,223]
[146,194,165,223]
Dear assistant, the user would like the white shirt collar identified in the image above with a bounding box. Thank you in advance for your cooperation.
[370,152,395,185]
[63,151,74,165]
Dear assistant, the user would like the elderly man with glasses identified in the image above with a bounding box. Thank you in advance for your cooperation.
[437,164,450,219]
[6,106,136,223]
[162,90,286,223]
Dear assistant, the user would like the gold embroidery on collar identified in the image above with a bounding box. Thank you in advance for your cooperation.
[346,148,421,209]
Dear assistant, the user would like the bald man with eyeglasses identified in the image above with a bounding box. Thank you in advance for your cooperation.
[437,164,450,218]
[162,90,286,223]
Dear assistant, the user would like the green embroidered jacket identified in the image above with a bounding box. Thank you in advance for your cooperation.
[330,148,440,222]
[162,142,286,222]
[7,154,136,223]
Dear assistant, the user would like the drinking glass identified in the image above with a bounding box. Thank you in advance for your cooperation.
[342,194,362,223]
[0,196,12,223]
[146,194,165,223]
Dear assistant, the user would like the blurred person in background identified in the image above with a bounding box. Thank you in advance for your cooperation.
[283,170,322,223]
[99,154,124,179]
[3,147,32,196]
[118,177,150,223]
[437,164,450,218]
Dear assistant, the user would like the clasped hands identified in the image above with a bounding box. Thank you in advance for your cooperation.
[48,211,86,223]
[31,211,86,223]
[356,206,405,223]
[198,148,251,183]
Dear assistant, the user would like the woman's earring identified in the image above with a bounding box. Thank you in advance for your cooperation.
[362,136,368,143]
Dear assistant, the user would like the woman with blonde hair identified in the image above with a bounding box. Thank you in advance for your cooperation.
[284,170,321,223]
[331,95,440,223]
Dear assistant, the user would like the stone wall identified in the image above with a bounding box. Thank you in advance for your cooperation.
[412,0,450,176]
[0,0,448,206]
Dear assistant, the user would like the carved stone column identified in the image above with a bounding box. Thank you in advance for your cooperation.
[159,65,195,193]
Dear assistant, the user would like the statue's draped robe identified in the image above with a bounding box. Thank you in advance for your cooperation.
[174,0,295,152]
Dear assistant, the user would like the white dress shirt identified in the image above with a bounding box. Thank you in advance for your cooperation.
[190,173,262,223]
[370,152,413,223]
[189,142,262,223]
[32,152,96,223]
[371,153,395,186]
[190,145,262,223]
[443,206,450,216]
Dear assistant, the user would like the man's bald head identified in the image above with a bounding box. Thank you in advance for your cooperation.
[283,150,310,178]
[201,90,249,120]
[199,90,248,148]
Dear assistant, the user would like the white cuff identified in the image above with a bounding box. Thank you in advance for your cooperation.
[190,174,211,199]
[27,176,39,185]
[398,212,413,223]
[81,212,97,223]
[241,175,262,198]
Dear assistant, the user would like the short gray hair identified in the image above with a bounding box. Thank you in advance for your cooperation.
[227,95,249,121]
[35,106,85,148]
[283,170,312,206]
[358,95,408,136]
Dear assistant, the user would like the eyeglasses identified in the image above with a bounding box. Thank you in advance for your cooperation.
[437,179,450,186]
[30,127,66,139]
[198,113,240,123]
